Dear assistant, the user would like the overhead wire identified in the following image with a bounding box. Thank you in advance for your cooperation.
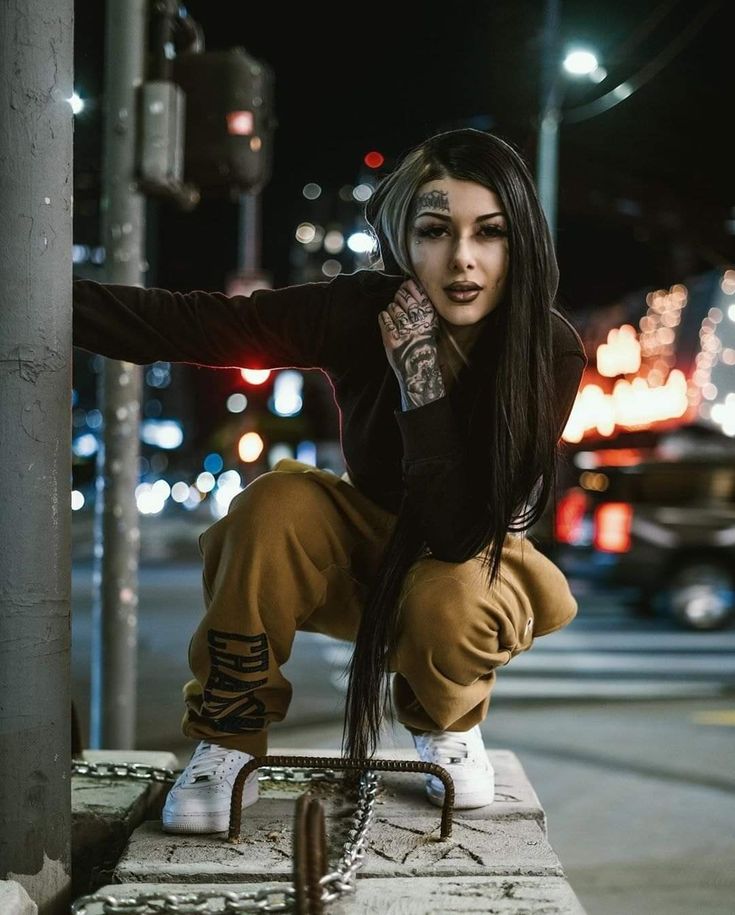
[602,0,684,63]
[562,0,724,124]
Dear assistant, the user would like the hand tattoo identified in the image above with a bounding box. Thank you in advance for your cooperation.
[380,280,446,410]
[400,339,446,408]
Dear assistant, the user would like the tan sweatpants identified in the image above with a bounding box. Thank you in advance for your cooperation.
[181,459,578,755]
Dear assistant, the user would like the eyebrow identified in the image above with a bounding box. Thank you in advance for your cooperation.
[413,211,505,222]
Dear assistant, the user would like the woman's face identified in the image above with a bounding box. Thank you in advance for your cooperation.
[408,177,509,327]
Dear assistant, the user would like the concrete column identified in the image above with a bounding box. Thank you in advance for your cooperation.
[0,1,74,912]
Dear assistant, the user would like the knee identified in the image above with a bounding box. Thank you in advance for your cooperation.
[199,471,317,563]
[399,574,476,645]
[200,471,324,552]
[396,568,527,685]
[237,470,320,516]
[399,576,497,673]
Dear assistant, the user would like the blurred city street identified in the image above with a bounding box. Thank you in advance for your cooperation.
[5,0,735,911]
[71,516,735,915]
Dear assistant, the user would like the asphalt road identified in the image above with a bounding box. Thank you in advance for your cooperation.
[71,559,735,915]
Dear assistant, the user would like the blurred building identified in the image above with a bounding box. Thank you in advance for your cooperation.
[562,266,735,448]
[70,156,390,522]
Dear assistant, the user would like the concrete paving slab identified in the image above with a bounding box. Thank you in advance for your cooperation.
[0,882,38,915]
[72,749,179,897]
[85,878,587,914]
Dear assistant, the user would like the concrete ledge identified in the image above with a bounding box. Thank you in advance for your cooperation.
[114,748,559,883]
[0,882,38,915]
[116,816,560,882]
[90,878,587,914]
[72,747,586,913]
[72,749,178,898]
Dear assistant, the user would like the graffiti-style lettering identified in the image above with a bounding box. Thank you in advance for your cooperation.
[202,629,270,733]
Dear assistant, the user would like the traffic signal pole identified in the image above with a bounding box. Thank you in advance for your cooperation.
[0,1,74,910]
[90,0,147,749]
[238,192,261,272]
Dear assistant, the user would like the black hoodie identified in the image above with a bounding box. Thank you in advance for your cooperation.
[72,268,587,563]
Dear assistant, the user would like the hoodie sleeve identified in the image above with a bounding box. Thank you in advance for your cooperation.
[393,349,587,563]
[72,277,343,372]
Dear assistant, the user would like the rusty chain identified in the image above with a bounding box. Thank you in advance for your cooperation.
[70,764,379,914]
[72,760,178,783]
[71,754,454,914]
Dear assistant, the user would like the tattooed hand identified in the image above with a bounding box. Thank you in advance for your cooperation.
[378,278,447,410]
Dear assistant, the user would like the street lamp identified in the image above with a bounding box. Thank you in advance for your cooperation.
[563,49,602,78]
[535,0,723,245]
[536,42,601,244]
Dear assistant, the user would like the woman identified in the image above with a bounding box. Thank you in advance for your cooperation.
[72,128,587,834]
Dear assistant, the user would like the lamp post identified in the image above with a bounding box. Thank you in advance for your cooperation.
[536,0,601,243]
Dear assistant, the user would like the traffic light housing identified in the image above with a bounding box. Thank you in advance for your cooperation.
[172,47,276,198]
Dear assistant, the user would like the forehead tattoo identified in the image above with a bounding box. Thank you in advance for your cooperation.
[413,190,449,218]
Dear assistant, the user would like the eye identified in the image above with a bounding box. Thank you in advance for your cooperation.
[414,224,448,239]
[479,224,508,238]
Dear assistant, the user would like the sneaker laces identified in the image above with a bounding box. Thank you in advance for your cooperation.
[184,741,236,784]
[419,731,478,766]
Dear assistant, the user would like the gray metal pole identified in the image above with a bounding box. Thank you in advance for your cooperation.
[238,192,260,271]
[90,0,147,749]
[537,107,560,242]
[0,1,73,911]
[536,0,562,243]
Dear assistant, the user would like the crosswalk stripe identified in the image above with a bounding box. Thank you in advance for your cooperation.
[494,679,726,699]
[690,709,735,725]
[538,633,735,650]
[508,651,735,673]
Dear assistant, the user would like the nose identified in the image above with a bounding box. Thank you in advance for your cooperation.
[449,234,476,271]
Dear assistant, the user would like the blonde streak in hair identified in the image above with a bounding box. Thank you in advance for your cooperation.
[395,204,412,277]
[378,178,412,276]
[380,149,432,277]
[398,171,419,275]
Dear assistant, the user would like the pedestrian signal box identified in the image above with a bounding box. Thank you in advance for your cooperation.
[172,47,276,198]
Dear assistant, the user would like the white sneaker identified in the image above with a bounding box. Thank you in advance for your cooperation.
[411,725,495,809]
[162,740,259,834]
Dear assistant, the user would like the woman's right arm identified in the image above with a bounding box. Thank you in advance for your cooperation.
[73,278,339,370]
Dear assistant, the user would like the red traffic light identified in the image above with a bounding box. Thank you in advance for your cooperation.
[226,110,254,136]
[241,368,271,385]
[363,151,384,169]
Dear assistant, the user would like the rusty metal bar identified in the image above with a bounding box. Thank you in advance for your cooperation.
[293,794,327,914]
[227,755,455,843]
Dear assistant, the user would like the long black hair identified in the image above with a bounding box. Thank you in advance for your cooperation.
[341,128,561,760]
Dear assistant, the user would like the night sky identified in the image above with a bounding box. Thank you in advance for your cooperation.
[73,0,735,317]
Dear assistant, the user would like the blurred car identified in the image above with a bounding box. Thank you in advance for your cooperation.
[530,424,735,631]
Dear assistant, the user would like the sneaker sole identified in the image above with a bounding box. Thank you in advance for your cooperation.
[162,775,259,834]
